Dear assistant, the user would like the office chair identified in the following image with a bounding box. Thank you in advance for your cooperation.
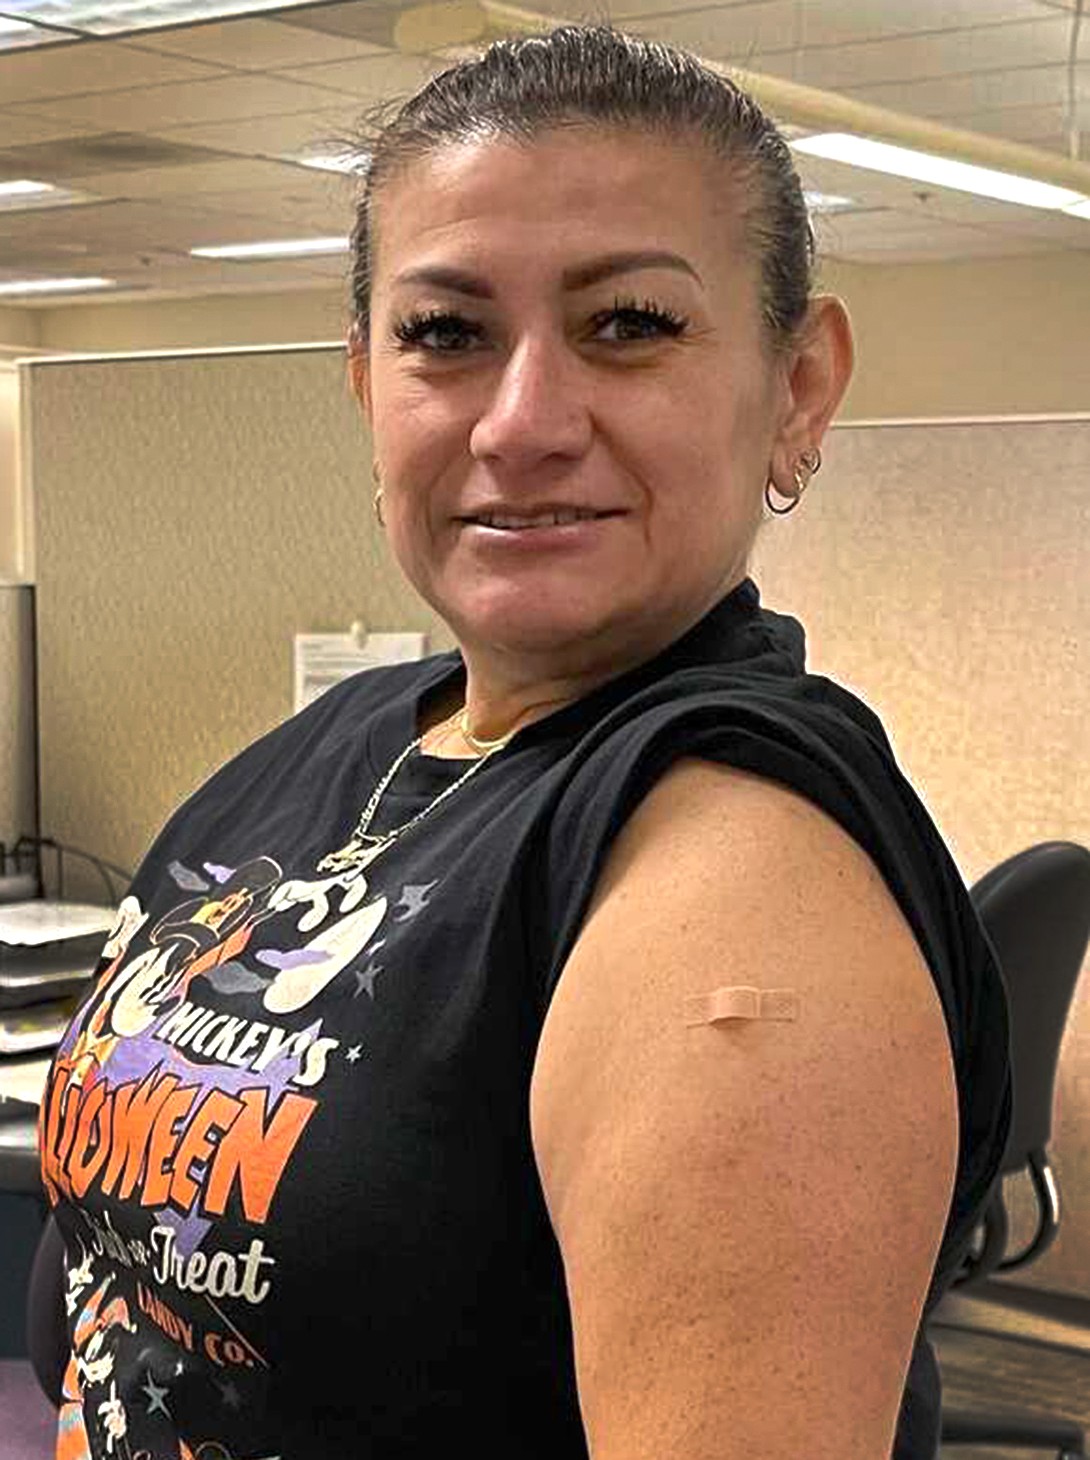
[935,841,1090,1459]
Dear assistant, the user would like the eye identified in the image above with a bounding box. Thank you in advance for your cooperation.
[391,309,485,354]
[591,295,689,342]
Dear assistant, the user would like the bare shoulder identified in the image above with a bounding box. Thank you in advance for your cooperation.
[530,757,959,1460]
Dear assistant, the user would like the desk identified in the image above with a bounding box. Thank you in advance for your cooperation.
[0,1056,50,1106]
[0,1056,48,1196]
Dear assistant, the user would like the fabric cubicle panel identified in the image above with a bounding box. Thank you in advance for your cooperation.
[751,416,1090,1303]
[751,418,1088,886]
[24,345,454,901]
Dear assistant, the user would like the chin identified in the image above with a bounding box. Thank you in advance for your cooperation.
[448,589,620,659]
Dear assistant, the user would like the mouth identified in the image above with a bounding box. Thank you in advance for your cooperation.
[459,508,624,531]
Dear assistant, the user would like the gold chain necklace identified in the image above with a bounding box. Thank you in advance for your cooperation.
[456,708,516,755]
[316,706,515,876]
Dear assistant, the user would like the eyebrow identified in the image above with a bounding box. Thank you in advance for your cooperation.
[391,250,703,297]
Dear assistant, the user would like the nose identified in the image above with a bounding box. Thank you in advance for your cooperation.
[468,331,592,470]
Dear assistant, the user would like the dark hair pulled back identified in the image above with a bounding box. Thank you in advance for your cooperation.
[347,23,814,351]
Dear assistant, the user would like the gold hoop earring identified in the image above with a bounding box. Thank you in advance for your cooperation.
[764,478,801,515]
[765,446,822,517]
[373,488,384,528]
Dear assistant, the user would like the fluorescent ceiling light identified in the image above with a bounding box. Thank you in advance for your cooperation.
[191,237,349,260]
[791,133,1085,212]
[0,0,333,36]
[0,183,99,214]
[0,276,114,296]
[803,190,857,214]
[285,150,368,177]
[0,15,62,49]
[1063,198,1090,220]
[0,180,55,199]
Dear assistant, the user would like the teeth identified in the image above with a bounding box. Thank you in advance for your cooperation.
[477,508,602,528]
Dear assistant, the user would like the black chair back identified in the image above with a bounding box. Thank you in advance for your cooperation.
[972,841,1090,1174]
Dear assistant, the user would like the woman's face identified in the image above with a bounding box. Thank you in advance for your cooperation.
[356,127,803,672]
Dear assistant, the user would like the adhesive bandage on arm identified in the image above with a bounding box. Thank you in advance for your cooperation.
[683,986,800,1026]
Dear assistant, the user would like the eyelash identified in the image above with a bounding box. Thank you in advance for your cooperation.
[391,295,689,353]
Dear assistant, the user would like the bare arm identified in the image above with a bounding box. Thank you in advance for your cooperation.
[530,758,959,1460]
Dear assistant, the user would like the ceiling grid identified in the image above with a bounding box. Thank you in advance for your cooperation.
[0,0,1086,302]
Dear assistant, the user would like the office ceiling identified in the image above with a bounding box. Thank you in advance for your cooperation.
[0,0,1088,306]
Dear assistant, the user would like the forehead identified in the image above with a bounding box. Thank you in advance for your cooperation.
[370,127,752,286]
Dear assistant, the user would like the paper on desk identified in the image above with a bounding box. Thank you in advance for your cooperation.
[0,1054,52,1105]
[0,901,117,947]
[0,996,79,1055]
[294,630,427,713]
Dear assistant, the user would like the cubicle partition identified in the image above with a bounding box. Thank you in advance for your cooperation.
[20,345,1090,1297]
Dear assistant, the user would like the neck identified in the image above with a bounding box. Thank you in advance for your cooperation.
[421,574,748,756]
[426,636,666,753]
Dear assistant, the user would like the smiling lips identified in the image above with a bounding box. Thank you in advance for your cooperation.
[462,506,621,530]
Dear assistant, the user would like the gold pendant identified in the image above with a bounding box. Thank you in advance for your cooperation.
[317,836,391,876]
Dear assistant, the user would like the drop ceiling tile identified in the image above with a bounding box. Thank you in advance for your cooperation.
[183,185,352,231]
[841,61,1090,120]
[595,0,1046,43]
[792,153,943,212]
[798,149,1088,231]
[83,254,337,294]
[140,106,364,158]
[0,37,229,104]
[126,254,340,288]
[270,50,440,98]
[0,197,256,250]
[890,186,1081,232]
[0,111,103,147]
[8,73,360,131]
[109,280,339,308]
[0,132,248,184]
[71,155,327,199]
[821,207,979,240]
[771,0,1052,47]
[962,208,1090,246]
[291,251,351,275]
[1028,132,1075,156]
[614,3,808,63]
[829,229,1063,261]
[743,14,1071,95]
[945,101,1069,145]
[126,16,386,68]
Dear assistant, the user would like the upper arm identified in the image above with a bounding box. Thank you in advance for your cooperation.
[530,758,959,1460]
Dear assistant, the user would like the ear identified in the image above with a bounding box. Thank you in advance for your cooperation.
[767,296,854,497]
[346,318,373,425]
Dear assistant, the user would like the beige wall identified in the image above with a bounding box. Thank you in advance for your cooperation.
[1,250,1087,417]
[821,253,1090,420]
[29,288,346,357]
[0,305,38,360]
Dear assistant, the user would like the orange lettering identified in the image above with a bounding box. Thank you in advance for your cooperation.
[113,1069,178,1201]
[39,1062,73,1204]
[143,1085,197,1207]
[169,1089,242,1215]
[203,1088,315,1223]
[68,1083,112,1199]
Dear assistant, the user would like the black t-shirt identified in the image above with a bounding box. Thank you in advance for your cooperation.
[41,577,1011,1460]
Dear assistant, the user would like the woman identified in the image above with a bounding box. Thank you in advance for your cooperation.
[40,24,1011,1460]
